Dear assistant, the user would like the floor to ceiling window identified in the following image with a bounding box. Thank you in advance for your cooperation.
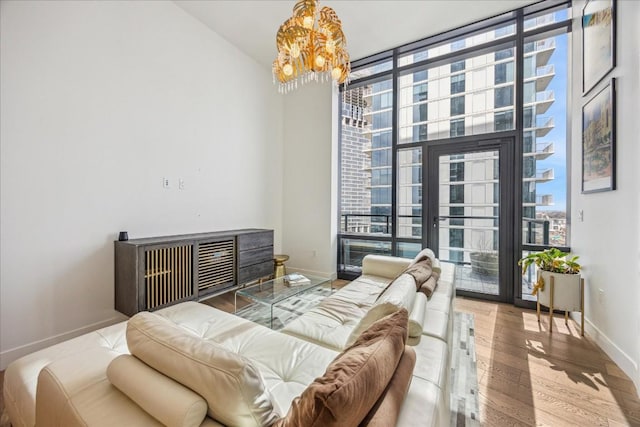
[338,0,571,306]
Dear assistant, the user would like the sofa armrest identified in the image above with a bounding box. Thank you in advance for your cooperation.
[361,255,411,279]
[35,348,163,427]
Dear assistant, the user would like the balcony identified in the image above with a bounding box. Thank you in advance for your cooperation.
[523,168,554,183]
[534,38,556,67]
[535,116,554,137]
[525,90,555,114]
[535,64,555,91]
[536,194,554,206]
[523,141,554,160]
[536,90,555,114]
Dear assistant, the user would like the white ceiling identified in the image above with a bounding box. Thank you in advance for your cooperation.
[174,0,537,68]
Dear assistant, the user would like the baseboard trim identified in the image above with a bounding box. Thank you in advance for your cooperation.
[0,314,127,370]
[579,314,640,396]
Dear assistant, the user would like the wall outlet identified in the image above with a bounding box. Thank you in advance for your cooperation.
[312,250,317,257]
[598,288,604,304]
[178,179,185,190]
[578,209,584,222]
[162,177,170,189]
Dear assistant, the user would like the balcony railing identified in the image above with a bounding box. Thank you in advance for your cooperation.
[338,216,557,277]
[341,214,422,235]
[523,217,550,246]
[536,90,554,102]
[536,64,555,76]
[524,141,554,160]
[536,194,554,206]
[536,39,556,51]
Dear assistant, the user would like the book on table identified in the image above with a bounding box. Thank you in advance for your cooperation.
[284,273,311,286]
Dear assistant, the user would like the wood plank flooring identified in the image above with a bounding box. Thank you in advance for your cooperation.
[456,297,640,426]
[1,291,639,426]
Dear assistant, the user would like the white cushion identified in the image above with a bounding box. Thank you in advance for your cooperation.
[346,274,417,346]
[4,322,129,427]
[362,254,412,279]
[396,377,444,427]
[35,347,164,427]
[126,311,278,427]
[107,355,207,427]
[408,292,427,337]
[154,302,338,416]
[432,258,442,275]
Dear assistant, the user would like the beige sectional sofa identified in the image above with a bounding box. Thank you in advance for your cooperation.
[3,254,455,427]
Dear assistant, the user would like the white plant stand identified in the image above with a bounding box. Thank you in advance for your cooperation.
[536,271,585,336]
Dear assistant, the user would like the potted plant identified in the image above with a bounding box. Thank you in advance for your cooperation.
[469,250,499,276]
[470,234,498,277]
[518,248,584,335]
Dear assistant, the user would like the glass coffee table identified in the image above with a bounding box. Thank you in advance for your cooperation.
[235,273,332,329]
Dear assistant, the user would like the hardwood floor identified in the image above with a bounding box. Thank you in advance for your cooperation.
[1,292,639,426]
[456,297,640,426]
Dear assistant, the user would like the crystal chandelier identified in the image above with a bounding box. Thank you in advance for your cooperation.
[272,0,350,94]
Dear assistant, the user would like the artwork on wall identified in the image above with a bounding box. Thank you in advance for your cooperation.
[582,79,615,193]
[582,0,616,94]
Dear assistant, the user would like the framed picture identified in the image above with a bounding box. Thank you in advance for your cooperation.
[582,79,615,193]
[582,0,616,94]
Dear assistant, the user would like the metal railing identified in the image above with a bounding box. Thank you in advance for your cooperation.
[341,213,421,234]
[338,215,559,278]
[523,217,550,245]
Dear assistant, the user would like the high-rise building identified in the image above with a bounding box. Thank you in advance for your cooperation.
[340,17,565,281]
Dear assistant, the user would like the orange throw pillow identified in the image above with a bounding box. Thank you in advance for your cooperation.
[274,309,408,427]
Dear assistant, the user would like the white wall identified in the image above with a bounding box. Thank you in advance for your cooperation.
[281,83,339,277]
[0,1,283,368]
[570,0,640,394]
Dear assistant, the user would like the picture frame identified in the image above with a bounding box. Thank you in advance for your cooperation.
[582,0,616,95]
[582,79,615,194]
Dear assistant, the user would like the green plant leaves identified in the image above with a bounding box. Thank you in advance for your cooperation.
[518,248,581,275]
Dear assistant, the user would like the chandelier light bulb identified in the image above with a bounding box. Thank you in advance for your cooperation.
[325,39,336,54]
[315,55,325,68]
[283,63,294,76]
[289,43,301,58]
[331,66,342,81]
[303,15,314,29]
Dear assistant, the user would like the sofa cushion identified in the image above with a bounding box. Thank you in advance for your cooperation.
[5,321,129,427]
[35,347,164,427]
[359,346,416,427]
[361,254,411,279]
[408,292,427,337]
[274,309,408,427]
[107,354,207,427]
[346,274,416,346]
[126,311,278,427]
[153,302,338,417]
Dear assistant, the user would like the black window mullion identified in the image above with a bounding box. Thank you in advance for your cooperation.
[513,8,525,303]
[391,49,399,256]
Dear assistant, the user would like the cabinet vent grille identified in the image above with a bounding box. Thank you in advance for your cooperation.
[198,240,235,292]
[144,245,192,310]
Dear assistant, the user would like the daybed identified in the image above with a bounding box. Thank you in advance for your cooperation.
[3,253,455,427]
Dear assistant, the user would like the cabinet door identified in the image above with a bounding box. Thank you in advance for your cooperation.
[143,244,193,311]
[197,239,235,295]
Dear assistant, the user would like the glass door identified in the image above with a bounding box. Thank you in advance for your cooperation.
[427,139,514,302]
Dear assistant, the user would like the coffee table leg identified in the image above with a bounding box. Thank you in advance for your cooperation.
[270,305,273,329]
[234,292,237,314]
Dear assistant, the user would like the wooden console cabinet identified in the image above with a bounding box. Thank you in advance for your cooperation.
[115,229,273,316]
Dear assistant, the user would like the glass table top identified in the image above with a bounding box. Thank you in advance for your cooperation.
[236,273,331,306]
